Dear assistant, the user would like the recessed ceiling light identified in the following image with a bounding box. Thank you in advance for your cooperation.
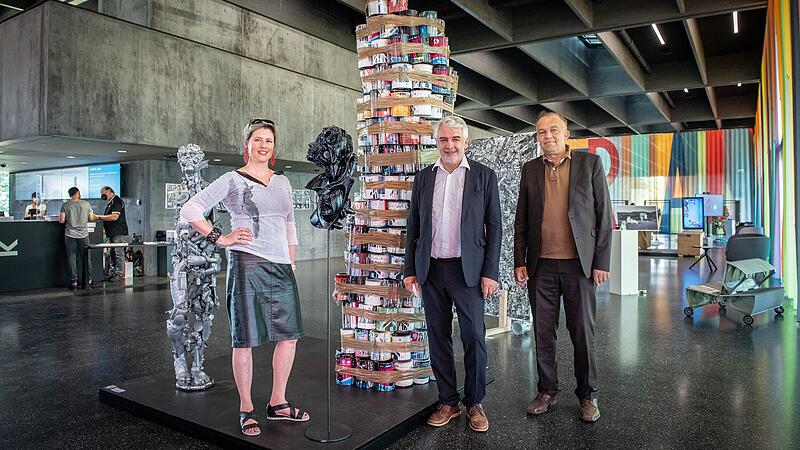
[117,150,127,153]
[66,156,76,159]
[212,158,222,162]
[683,88,689,93]
[733,11,739,34]
[651,23,666,46]
[737,82,742,87]
[285,165,292,169]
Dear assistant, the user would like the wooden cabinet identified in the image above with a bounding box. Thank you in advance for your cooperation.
[678,232,704,257]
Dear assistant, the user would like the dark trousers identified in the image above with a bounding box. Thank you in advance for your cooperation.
[528,258,598,400]
[106,235,128,277]
[421,257,487,407]
[65,236,91,282]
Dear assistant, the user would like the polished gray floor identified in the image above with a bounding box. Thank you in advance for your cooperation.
[0,255,798,449]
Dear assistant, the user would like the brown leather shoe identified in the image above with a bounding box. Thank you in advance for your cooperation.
[527,392,557,415]
[427,403,461,427]
[580,398,600,422]
[467,404,489,432]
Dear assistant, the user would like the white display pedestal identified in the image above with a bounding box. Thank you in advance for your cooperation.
[123,261,134,285]
[609,230,639,295]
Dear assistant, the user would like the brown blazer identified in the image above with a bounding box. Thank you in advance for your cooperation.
[513,151,613,279]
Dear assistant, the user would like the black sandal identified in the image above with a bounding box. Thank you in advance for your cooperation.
[266,402,310,422]
[239,410,261,436]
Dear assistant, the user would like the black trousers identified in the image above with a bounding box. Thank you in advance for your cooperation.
[422,258,487,407]
[528,258,598,400]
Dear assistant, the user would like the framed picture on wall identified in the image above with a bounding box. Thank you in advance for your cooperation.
[165,183,185,209]
[292,189,313,210]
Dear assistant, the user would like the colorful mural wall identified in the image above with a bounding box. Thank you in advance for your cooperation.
[568,129,754,234]
[753,0,796,302]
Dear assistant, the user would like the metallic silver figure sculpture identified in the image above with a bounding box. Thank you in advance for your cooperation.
[166,144,223,391]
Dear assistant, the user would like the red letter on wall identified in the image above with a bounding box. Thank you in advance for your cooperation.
[588,138,619,186]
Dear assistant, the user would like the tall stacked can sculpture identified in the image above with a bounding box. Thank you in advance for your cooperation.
[334,1,459,392]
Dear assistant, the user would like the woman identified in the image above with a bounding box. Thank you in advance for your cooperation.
[24,192,46,219]
[180,118,308,437]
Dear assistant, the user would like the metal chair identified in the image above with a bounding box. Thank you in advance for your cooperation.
[736,225,764,235]
[725,233,770,262]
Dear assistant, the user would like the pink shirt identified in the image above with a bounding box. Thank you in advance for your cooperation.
[431,157,470,259]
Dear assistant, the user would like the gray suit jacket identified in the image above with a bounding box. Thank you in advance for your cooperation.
[513,151,613,279]
[404,158,502,287]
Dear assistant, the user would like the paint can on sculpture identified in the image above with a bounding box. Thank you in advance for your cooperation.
[429,93,444,119]
[394,360,414,387]
[428,37,448,65]
[366,0,388,16]
[340,328,355,352]
[375,361,396,391]
[387,0,408,13]
[336,350,355,385]
[392,331,413,360]
[355,357,375,389]
[412,357,431,384]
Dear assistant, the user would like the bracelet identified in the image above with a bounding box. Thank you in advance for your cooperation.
[206,227,222,244]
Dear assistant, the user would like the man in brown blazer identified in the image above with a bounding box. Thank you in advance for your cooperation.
[513,111,612,422]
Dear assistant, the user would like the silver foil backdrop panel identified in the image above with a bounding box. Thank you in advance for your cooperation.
[466,133,539,320]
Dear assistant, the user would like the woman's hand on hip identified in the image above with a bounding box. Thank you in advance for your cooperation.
[217,227,252,247]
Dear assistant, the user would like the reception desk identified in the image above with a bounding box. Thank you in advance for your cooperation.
[0,221,103,293]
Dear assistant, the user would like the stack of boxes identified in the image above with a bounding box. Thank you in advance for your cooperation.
[334,1,458,392]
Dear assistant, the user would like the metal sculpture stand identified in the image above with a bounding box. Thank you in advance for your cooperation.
[305,230,352,443]
[166,144,223,391]
[304,126,355,443]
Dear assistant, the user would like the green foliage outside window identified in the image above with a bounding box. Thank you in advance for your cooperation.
[0,172,8,215]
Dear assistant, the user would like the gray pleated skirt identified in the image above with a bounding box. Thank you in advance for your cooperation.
[225,250,304,348]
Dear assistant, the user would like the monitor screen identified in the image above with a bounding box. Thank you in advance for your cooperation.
[14,163,121,200]
[700,194,724,216]
[682,197,704,229]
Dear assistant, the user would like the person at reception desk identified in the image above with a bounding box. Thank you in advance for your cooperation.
[59,186,98,290]
[97,186,129,281]
[514,111,612,422]
[24,192,46,220]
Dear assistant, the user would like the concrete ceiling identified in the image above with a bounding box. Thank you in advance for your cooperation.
[0,0,767,172]
[336,0,766,137]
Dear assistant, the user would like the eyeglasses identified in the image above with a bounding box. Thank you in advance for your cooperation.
[249,118,274,126]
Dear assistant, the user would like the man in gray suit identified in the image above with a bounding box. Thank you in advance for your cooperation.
[514,111,612,422]
[404,116,501,432]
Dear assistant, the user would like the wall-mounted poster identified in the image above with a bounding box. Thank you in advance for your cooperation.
[165,183,185,209]
[292,189,312,210]
[615,205,659,231]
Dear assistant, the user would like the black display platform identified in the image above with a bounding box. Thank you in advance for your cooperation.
[99,337,494,449]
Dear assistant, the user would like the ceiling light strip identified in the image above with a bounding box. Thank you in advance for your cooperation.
[651,23,666,45]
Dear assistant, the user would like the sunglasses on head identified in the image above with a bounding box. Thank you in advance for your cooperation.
[249,118,274,126]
